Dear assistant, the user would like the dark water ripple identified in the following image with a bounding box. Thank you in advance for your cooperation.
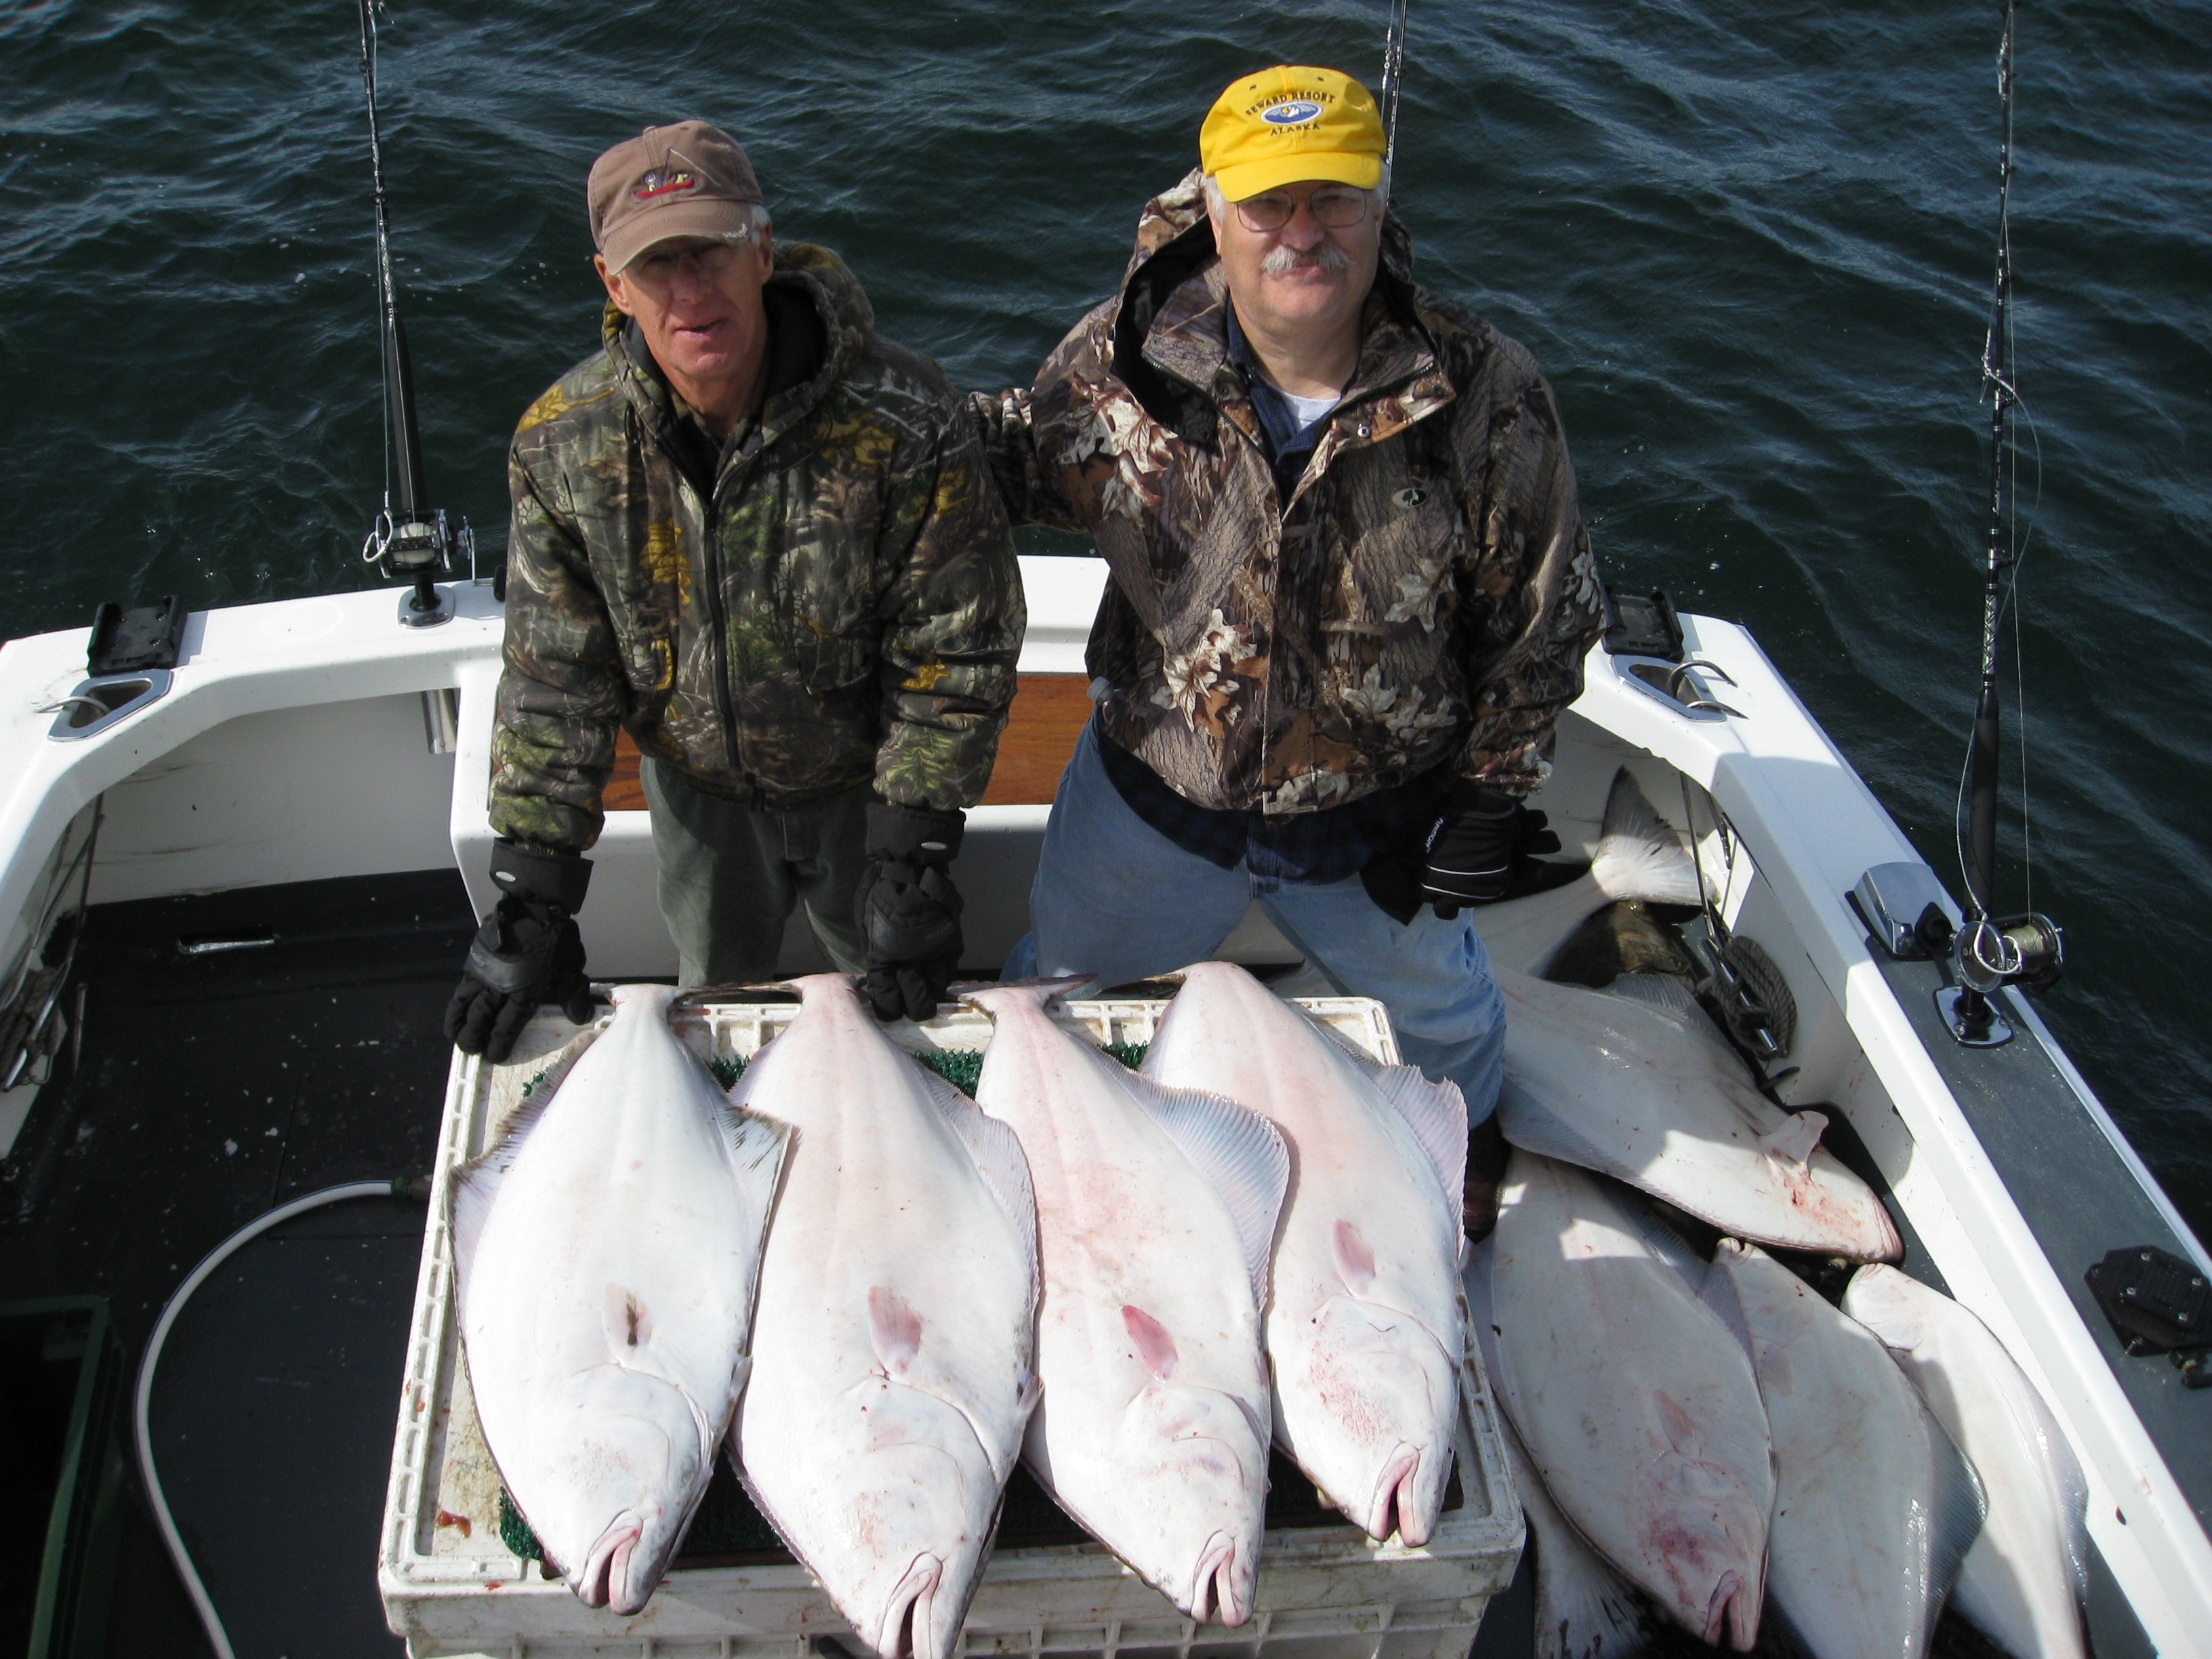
[3,0,2208,1233]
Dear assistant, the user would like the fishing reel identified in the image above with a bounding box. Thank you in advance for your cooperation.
[364,505,472,628]
[1919,905,2064,1047]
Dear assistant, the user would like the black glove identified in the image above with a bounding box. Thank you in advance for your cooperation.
[855,800,964,1023]
[1361,783,1571,924]
[1420,782,1524,917]
[444,841,594,1063]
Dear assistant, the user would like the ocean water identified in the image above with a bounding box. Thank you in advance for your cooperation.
[1,0,2207,1235]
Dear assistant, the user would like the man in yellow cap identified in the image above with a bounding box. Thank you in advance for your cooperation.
[972,67,1604,1231]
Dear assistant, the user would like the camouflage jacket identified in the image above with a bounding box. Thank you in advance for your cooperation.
[489,243,1023,855]
[972,173,1602,813]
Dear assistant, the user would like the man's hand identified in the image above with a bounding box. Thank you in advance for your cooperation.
[855,801,964,1023]
[1362,782,1571,924]
[445,842,594,1063]
[1420,783,1534,918]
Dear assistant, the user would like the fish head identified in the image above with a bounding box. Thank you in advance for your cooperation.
[1293,1296,1461,1544]
[530,1368,711,1616]
[807,1376,1002,1659]
[1114,1382,1271,1624]
[1631,1440,1770,1650]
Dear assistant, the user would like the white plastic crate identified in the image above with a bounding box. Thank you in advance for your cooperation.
[379,991,1524,1659]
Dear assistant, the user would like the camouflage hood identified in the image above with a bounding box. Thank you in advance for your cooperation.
[972,172,1602,815]
[490,241,1023,855]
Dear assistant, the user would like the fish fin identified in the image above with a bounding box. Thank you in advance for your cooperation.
[1305,1010,1384,1073]
[2046,1386,2092,1604]
[912,1063,1040,1309]
[1921,1392,1992,1624]
[712,1103,792,1295]
[1372,1063,1469,1206]
[448,1089,557,1279]
[1122,1303,1180,1379]
[1616,1190,1711,1292]
[1334,1220,1379,1294]
[1698,1240,1758,1361]
[1756,1111,1826,1170]
[1598,973,1736,1052]
[1589,769,1702,907]
[1119,1071,1288,1305]
[868,1286,924,1373]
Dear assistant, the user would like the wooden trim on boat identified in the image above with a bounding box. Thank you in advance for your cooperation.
[603,672,1094,812]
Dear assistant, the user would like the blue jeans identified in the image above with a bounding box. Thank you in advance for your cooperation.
[1005,724,1506,1122]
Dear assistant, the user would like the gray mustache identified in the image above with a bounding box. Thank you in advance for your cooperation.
[1260,241,1352,276]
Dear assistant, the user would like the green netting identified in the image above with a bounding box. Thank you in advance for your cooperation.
[1103,1041,1149,1071]
[497,1487,543,1561]
[518,1068,552,1099]
[707,1054,745,1089]
[917,1046,983,1097]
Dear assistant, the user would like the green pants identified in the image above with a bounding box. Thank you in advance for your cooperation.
[642,760,871,989]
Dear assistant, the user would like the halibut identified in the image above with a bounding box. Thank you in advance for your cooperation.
[965,978,1285,1626]
[1704,1242,1985,1659]
[1497,969,1902,1261]
[1143,960,1469,1544]
[451,983,787,1615]
[1468,1241,1651,1659]
[1483,1151,1773,1650]
[733,975,1039,1659]
[1846,1265,2088,1659]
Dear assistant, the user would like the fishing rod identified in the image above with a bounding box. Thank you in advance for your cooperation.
[356,0,468,628]
[1379,0,1410,166]
[1938,0,2062,1048]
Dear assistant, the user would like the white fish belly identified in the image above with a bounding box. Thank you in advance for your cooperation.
[735,981,1035,1659]
[1498,970,1899,1261]
[1713,1244,1982,1659]
[457,984,772,1612]
[979,1011,1271,1624]
[1143,966,1465,1544]
[1487,1153,1771,1651]
[1845,1266,2087,1659]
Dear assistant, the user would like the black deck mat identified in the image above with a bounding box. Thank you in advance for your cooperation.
[0,867,475,1658]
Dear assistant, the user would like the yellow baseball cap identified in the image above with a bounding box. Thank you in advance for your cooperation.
[1199,66,1386,203]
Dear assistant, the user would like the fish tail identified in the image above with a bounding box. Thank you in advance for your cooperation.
[1590,769,1702,906]
[958,974,1092,1017]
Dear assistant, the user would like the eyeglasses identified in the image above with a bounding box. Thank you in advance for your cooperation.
[625,238,753,287]
[1233,186,1374,233]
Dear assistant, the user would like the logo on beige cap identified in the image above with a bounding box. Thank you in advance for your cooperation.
[633,167,697,202]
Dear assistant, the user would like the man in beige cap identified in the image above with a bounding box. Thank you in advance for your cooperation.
[973,68,1604,1235]
[447,121,1023,1060]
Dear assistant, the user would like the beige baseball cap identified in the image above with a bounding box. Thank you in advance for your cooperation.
[588,121,765,274]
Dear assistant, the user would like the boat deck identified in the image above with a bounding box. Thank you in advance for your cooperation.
[1,868,472,1658]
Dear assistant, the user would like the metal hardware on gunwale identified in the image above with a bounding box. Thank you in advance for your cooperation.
[1852,862,1954,960]
[1613,655,1746,721]
[41,670,174,742]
